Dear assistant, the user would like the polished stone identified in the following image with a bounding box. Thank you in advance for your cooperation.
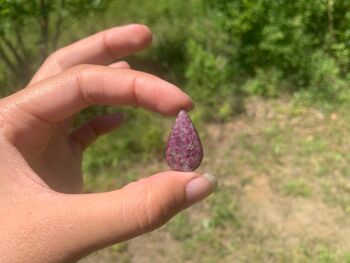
[166,110,203,171]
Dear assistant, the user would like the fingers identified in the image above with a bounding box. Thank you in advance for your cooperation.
[109,61,131,69]
[55,172,218,260]
[4,65,193,125]
[29,24,152,84]
[71,113,124,151]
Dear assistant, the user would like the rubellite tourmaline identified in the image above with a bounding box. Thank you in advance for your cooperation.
[166,110,203,172]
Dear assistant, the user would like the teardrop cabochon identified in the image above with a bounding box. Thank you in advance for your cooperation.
[166,110,203,172]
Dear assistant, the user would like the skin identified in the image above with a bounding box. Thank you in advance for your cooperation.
[0,24,216,263]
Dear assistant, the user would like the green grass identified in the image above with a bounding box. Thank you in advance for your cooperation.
[81,98,350,263]
[166,213,192,240]
[282,178,312,198]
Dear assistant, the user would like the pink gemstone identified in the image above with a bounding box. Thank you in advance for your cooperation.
[166,110,203,171]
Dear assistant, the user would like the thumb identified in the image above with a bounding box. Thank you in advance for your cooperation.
[52,171,217,261]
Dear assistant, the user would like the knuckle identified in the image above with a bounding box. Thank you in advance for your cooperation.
[126,188,166,232]
[70,64,96,85]
[70,64,94,74]
[69,64,98,105]
[130,181,185,232]
[45,51,66,71]
[142,188,168,230]
[102,31,116,58]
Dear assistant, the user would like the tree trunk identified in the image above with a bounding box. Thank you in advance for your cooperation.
[0,44,18,77]
[52,0,66,50]
[39,0,50,62]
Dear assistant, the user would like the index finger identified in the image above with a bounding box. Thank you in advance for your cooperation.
[5,65,193,124]
[29,24,152,85]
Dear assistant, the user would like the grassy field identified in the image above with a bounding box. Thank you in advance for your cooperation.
[79,98,350,263]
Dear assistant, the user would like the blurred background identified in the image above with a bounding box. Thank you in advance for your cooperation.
[1,0,350,262]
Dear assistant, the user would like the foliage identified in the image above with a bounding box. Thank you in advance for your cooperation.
[186,0,350,112]
[0,0,107,87]
[82,108,165,174]
[2,0,350,173]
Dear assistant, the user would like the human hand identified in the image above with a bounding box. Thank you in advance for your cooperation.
[0,24,217,263]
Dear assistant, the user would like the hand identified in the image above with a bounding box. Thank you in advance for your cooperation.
[0,24,217,263]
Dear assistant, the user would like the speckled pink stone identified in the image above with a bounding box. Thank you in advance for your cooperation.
[166,110,203,172]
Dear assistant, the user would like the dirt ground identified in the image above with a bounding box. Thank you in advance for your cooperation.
[80,98,350,263]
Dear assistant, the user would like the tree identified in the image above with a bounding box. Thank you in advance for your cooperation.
[0,0,107,86]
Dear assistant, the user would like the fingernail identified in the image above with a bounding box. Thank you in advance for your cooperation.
[181,91,195,111]
[186,95,195,111]
[185,173,218,205]
[189,101,196,111]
